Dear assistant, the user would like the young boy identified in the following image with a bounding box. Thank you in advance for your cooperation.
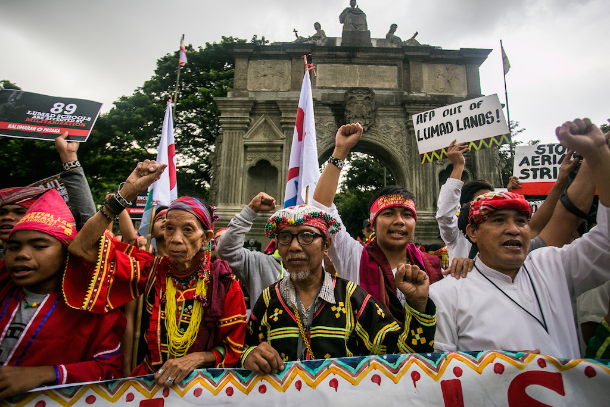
[0,190,125,399]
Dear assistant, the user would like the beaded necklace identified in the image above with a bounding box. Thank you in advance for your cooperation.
[292,304,315,360]
[163,250,211,357]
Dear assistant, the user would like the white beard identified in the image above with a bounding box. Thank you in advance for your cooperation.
[289,270,312,282]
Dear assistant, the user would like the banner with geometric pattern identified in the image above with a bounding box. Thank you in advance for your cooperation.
[3,352,609,407]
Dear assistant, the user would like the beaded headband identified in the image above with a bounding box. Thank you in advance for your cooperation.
[265,204,341,238]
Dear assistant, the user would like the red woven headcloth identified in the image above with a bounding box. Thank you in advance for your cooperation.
[9,189,76,246]
[168,197,215,230]
[469,191,531,224]
[0,187,48,208]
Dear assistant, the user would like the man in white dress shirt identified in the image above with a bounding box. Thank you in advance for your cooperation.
[429,118,610,359]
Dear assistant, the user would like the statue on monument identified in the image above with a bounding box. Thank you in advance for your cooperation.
[294,22,327,45]
[339,0,368,32]
[386,24,402,48]
[404,31,421,46]
[386,24,420,47]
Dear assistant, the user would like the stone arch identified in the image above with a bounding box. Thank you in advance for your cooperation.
[245,160,278,203]
[319,137,407,188]
[438,164,473,187]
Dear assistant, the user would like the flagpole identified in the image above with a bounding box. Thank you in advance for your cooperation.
[172,65,181,122]
[172,34,185,121]
[132,203,157,370]
[501,41,511,132]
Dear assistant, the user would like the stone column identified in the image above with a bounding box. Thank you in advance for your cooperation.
[276,100,299,203]
[213,98,254,207]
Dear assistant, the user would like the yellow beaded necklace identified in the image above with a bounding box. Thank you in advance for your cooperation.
[164,253,210,358]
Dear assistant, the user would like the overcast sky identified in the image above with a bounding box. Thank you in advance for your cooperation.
[2,0,608,145]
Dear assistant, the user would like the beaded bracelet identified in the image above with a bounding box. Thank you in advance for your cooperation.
[100,205,118,221]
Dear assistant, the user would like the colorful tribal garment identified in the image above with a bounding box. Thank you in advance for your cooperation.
[0,264,125,385]
[0,190,124,385]
[241,275,435,364]
[62,231,247,374]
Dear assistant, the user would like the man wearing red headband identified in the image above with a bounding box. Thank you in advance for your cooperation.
[0,189,125,399]
[429,118,610,358]
[313,123,441,324]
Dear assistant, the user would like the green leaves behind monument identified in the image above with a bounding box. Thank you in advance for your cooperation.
[0,37,249,203]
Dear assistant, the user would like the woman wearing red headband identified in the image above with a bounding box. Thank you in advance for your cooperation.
[313,124,441,323]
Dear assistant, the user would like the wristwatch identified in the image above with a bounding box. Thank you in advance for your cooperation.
[327,156,345,170]
[62,160,81,171]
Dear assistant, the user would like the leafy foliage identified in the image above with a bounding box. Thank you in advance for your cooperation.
[0,80,20,90]
[0,37,249,203]
[335,153,395,239]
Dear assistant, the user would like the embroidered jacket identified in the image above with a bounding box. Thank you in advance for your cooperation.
[62,232,247,373]
[0,260,125,385]
[241,274,435,364]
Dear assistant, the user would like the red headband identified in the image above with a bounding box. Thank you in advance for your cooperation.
[154,209,168,221]
[369,194,417,224]
[469,191,531,224]
[10,189,76,246]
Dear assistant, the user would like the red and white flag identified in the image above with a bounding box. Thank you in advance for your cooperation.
[284,70,319,207]
[139,100,178,238]
[179,34,188,66]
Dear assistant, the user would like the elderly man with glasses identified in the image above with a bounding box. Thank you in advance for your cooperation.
[240,205,436,375]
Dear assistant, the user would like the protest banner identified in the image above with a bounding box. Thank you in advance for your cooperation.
[126,192,149,220]
[0,90,102,142]
[414,94,510,163]
[4,352,609,407]
[27,174,69,204]
[513,143,568,195]
[528,199,545,214]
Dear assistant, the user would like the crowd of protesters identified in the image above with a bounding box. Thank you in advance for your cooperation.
[1,118,609,398]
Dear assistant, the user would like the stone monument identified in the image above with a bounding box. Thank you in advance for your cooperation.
[339,0,371,47]
[210,13,500,245]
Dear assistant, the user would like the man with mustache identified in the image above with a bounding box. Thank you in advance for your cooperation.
[240,205,435,374]
[429,118,610,358]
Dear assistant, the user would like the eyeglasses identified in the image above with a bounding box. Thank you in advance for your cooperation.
[277,231,324,246]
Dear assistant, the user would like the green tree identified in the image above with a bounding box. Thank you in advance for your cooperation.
[0,37,253,203]
[334,153,395,239]
[1,80,20,90]
[79,36,246,202]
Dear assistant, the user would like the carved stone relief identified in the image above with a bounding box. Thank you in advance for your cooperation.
[315,115,338,154]
[247,60,291,91]
[422,64,467,96]
[316,64,398,89]
[345,88,376,131]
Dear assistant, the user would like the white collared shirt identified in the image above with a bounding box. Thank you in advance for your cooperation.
[429,203,610,359]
